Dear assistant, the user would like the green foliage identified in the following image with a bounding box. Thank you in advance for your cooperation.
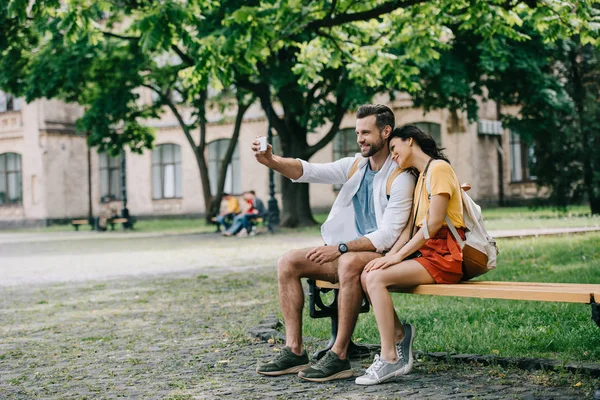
[2,0,599,223]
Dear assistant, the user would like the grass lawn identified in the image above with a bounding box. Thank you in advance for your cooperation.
[303,232,600,363]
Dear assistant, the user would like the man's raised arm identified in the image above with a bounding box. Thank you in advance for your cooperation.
[252,138,303,180]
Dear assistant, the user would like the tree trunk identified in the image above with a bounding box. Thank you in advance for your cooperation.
[568,42,599,215]
[280,178,316,227]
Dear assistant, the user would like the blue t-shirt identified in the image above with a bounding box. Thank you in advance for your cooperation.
[352,165,378,236]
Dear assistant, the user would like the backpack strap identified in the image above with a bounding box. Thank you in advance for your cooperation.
[347,158,361,180]
[386,167,404,197]
[348,158,402,198]
[423,159,465,247]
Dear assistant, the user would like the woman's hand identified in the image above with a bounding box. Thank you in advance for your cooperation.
[364,253,403,272]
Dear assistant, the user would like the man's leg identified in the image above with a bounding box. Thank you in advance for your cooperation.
[277,248,338,355]
[257,248,337,377]
[330,252,382,359]
[224,215,244,235]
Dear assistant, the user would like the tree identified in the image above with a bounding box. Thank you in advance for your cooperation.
[191,0,600,225]
[0,0,253,221]
[2,0,597,225]
[409,19,600,213]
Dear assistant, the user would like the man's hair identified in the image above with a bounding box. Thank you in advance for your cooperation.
[248,190,256,195]
[356,104,395,131]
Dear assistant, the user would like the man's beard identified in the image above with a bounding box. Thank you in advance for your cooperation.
[361,137,385,157]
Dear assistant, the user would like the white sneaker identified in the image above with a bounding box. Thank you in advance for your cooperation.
[355,354,411,385]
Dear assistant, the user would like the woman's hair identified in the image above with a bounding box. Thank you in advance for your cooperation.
[389,124,450,164]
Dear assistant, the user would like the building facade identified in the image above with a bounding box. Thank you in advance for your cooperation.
[0,90,538,227]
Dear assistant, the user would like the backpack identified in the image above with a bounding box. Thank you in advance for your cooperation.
[425,160,498,280]
[347,158,404,198]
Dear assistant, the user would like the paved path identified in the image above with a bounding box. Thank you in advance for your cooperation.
[1,227,599,287]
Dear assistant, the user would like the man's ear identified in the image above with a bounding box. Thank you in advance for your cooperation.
[382,125,392,139]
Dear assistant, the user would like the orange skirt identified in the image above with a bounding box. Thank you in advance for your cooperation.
[414,226,465,284]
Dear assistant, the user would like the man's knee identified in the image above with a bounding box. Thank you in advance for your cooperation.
[338,253,369,283]
[277,250,304,280]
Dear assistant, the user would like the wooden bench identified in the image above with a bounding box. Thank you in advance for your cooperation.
[308,279,600,361]
[107,217,135,230]
[71,219,92,231]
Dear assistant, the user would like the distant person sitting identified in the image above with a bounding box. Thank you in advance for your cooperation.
[223,191,266,237]
[214,193,240,231]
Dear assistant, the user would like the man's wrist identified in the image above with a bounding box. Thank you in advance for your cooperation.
[338,243,349,255]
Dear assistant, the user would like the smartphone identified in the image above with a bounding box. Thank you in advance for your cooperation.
[258,136,267,152]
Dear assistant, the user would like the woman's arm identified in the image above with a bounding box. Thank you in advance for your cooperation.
[365,193,450,271]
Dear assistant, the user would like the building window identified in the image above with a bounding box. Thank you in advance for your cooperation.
[99,152,121,202]
[0,153,23,205]
[152,144,183,199]
[414,122,442,146]
[208,139,240,195]
[0,92,20,113]
[510,131,536,182]
[333,128,359,190]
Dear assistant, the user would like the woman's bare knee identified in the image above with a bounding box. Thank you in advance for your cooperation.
[365,270,387,292]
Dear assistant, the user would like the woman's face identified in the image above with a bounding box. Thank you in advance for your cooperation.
[389,137,412,168]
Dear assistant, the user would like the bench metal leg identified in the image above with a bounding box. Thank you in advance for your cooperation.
[592,299,599,329]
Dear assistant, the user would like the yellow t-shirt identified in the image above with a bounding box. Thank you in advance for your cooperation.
[413,161,465,228]
[226,197,240,214]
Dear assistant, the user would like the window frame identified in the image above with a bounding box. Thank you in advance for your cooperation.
[207,138,241,196]
[152,143,183,200]
[0,152,23,206]
[99,152,122,202]
[413,122,442,146]
[333,127,359,191]
[509,131,536,183]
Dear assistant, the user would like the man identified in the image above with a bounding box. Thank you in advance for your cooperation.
[252,104,415,382]
[223,190,266,236]
[215,193,240,232]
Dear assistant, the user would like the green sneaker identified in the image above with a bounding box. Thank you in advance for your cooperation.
[256,346,310,376]
[298,350,353,382]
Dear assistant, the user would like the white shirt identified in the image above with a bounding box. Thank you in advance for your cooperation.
[292,154,416,252]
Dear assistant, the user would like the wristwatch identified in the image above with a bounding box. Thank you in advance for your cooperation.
[338,243,349,255]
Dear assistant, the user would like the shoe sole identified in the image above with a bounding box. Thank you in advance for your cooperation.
[298,369,354,382]
[257,363,310,376]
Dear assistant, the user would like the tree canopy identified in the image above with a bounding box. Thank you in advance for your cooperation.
[1,0,599,223]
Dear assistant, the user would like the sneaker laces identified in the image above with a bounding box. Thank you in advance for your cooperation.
[397,344,405,362]
[311,351,335,371]
[364,354,385,377]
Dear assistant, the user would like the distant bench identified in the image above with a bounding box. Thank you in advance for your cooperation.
[71,217,135,231]
[308,279,600,361]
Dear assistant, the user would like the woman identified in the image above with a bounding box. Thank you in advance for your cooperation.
[355,124,466,386]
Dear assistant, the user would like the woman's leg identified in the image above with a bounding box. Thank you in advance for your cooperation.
[364,260,434,362]
[361,271,407,344]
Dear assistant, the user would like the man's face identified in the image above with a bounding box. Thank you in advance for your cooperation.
[355,115,386,158]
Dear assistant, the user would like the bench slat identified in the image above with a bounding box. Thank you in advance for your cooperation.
[464,281,600,289]
[71,220,88,224]
[395,284,597,304]
[313,280,599,304]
